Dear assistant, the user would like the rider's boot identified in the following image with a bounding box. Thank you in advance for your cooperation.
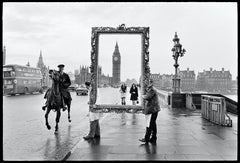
[68,116,71,122]
[42,105,46,111]
[63,105,67,111]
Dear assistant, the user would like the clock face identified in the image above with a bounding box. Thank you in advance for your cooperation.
[114,57,118,61]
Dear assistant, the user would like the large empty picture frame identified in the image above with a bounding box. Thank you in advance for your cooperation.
[89,24,150,113]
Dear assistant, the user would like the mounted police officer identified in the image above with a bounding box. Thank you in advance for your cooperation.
[57,64,72,111]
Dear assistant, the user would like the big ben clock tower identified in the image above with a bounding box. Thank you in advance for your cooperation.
[112,42,121,86]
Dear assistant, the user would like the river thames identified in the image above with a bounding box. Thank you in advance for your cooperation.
[224,95,238,102]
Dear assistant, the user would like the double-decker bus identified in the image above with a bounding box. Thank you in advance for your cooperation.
[3,64,44,96]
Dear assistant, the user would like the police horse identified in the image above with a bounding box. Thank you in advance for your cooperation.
[44,70,71,134]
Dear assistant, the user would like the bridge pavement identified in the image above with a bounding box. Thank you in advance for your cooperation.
[67,106,237,161]
[3,88,237,160]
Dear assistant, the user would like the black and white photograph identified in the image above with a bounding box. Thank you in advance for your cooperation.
[2,2,237,161]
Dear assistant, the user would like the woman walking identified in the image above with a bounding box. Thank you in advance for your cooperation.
[120,83,127,105]
[130,83,138,105]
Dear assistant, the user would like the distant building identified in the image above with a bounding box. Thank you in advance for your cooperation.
[36,50,50,88]
[179,68,196,92]
[74,69,79,76]
[3,46,6,65]
[75,65,112,87]
[195,71,207,91]
[196,68,232,94]
[150,73,162,89]
[231,76,237,94]
[112,42,121,86]
[68,71,75,83]
[26,61,30,67]
[161,74,173,91]
[125,78,138,87]
[75,65,91,86]
[99,73,112,87]
[97,66,112,87]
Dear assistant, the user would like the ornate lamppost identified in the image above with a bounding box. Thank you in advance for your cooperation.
[171,32,186,94]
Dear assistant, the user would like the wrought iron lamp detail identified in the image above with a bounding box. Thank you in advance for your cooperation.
[172,32,186,93]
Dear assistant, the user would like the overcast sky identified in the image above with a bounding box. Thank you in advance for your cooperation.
[3,2,238,81]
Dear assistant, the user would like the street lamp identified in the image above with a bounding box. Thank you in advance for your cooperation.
[171,32,186,93]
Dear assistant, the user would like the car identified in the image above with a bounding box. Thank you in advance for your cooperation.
[103,84,109,88]
[76,86,88,96]
[68,84,78,91]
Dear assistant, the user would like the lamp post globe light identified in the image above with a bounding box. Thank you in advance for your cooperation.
[171,32,186,94]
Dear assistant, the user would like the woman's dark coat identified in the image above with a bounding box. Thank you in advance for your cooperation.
[130,86,138,101]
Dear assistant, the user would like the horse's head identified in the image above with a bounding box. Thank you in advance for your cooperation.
[52,70,61,82]
[51,70,61,94]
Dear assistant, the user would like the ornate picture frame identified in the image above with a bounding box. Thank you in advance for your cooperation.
[89,24,150,113]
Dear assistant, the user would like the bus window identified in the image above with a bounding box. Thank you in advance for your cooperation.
[11,71,15,76]
[3,67,13,71]
[23,80,28,84]
[3,71,12,77]
[4,79,13,85]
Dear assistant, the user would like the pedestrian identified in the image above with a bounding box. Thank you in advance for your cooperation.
[119,83,127,105]
[130,83,138,105]
[83,81,101,140]
[57,64,72,111]
[139,79,160,143]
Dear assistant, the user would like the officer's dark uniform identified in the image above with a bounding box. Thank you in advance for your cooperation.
[58,64,72,109]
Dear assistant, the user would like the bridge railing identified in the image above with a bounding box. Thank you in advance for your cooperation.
[186,93,237,115]
[201,95,232,127]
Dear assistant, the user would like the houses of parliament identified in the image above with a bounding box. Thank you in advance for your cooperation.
[75,42,121,87]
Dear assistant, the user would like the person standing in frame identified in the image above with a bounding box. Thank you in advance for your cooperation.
[83,81,101,140]
[58,64,72,112]
[119,83,127,105]
[139,79,160,144]
[130,83,139,105]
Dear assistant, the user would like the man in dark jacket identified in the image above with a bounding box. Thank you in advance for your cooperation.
[139,79,160,143]
[58,64,72,111]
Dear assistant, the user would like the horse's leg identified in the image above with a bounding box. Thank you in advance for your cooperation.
[55,108,61,133]
[67,101,71,122]
[45,107,51,130]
